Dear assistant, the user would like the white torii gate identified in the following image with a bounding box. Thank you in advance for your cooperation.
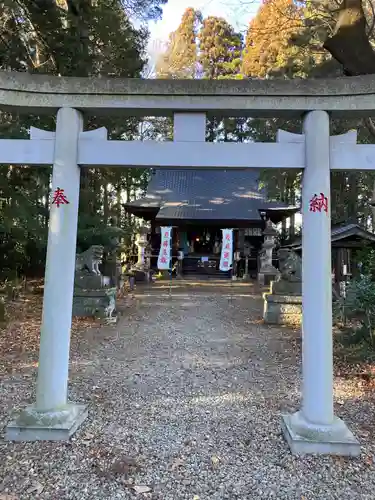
[2,100,371,455]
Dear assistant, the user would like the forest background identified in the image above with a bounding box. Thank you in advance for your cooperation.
[1,0,374,280]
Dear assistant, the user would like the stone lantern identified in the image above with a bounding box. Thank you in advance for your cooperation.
[135,225,149,269]
[257,219,280,286]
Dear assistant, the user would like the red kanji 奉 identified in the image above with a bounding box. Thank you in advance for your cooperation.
[52,187,69,207]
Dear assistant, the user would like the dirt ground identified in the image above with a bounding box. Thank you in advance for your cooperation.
[0,280,374,499]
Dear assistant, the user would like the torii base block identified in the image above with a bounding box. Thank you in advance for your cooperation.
[281,412,360,456]
[6,404,88,442]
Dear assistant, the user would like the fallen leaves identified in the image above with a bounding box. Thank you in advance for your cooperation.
[170,457,184,471]
[0,288,98,375]
[110,456,140,476]
[81,431,95,445]
[132,485,151,494]
[25,481,44,495]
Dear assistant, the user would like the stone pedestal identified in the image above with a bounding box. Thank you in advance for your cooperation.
[263,280,302,325]
[74,274,105,290]
[72,246,117,322]
[258,269,279,286]
[263,293,302,325]
[72,287,117,321]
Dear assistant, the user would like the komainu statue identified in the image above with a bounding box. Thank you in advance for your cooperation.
[263,248,303,325]
[278,248,302,282]
[75,245,104,275]
[73,244,117,323]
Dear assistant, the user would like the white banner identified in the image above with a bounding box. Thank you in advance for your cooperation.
[219,229,233,272]
[157,226,172,270]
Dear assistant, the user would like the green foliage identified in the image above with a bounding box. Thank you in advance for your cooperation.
[239,0,375,227]
[77,216,125,253]
[198,16,242,79]
[122,0,168,21]
[0,0,157,279]
[335,275,375,346]
[354,244,375,279]
[156,9,243,80]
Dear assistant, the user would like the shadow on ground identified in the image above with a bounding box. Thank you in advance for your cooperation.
[0,280,374,499]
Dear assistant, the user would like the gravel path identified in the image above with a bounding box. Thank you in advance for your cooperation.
[0,280,374,499]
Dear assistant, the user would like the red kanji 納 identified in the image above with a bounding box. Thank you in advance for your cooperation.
[309,193,328,213]
[223,251,229,259]
[52,187,69,207]
[163,240,169,247]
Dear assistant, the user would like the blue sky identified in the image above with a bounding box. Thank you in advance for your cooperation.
[147,0,260,58]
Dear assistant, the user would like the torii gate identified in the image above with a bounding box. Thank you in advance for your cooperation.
[3,71,375,456]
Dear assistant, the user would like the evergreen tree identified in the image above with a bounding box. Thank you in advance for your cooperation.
[197,16,243,143]
[240,0,305,232]
[240,0,375,231]
[0,0,151,277]
[198,16,243,79]
[156,7,201,78]
[242,0,307,78]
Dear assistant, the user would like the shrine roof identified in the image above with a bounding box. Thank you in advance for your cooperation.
[124,169,296,222]
[284,223,375,250]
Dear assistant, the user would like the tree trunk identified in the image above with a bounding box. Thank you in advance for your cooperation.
[371,179,375,231]
[117,186,122,225]
[103,181,109,225]
[324,0,375,75]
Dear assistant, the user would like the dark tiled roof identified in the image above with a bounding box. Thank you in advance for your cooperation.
[128,169,296,221]
[284,223,375,250]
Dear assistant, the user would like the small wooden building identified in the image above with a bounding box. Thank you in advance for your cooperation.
[124,169,296,277]
[283,222,375,285]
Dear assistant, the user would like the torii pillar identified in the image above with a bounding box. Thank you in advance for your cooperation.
[279,112,360,456]
[6,108,89,441]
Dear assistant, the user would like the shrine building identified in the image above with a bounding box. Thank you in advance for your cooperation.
[124,169,296,277]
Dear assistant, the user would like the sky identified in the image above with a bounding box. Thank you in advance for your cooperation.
[147,0,260,60]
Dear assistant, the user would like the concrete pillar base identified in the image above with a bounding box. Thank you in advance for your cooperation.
[281,411,360,456]
[6,403,88,442]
